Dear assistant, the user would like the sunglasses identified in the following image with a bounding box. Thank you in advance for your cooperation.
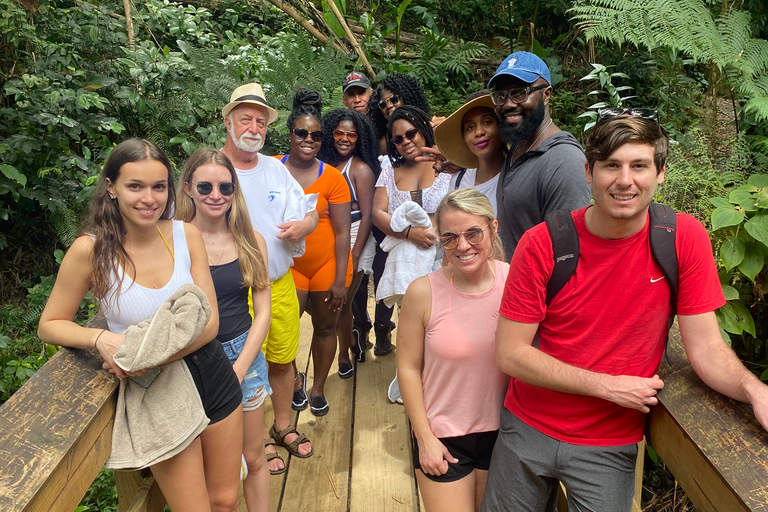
[378,94,400,110]
[597,107,659,122]
[439,225,489,250]
[390,128,420,146]
[292,128,323,142]
[193,181,235,196]
[333,129,358,143]
[489,85,548,106]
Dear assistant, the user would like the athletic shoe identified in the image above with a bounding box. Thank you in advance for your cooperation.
[351,327,366,363]
[338,361,355,379]
[388,373,403,404]
[310,395,329,416]
[292,371,308,411]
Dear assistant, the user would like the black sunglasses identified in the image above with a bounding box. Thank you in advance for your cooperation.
[490,85,548,106]
[439,225,489,250]
[292,128,323,142]
[390,128,420,146]
[378,94,400,110]
[193,181,235,196]
[597,107,659,122]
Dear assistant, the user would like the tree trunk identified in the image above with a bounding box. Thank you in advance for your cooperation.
[123,0,135,51]
[12,0,38,11]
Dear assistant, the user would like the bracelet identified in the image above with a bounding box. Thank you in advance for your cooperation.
[405,225,412,239]
[93,329,106,350]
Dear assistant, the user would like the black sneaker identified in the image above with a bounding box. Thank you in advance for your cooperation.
[338,361,355,379]
[351,327,366,363]
[374,324,394,356]
[309,395,329,416]
[292,372,308,411]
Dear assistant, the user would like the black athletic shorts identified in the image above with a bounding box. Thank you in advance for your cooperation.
[184,340,242,424]
[412,429,499,482]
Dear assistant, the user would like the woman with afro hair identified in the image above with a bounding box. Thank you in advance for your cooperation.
[368,73,431,155]
[276,89,353,418]
[319,108,379,374]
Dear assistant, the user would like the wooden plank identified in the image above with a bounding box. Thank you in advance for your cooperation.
[649,328,768,512]
[0,346,118,512]
[116,470,145,512]
[125,476,165,512]
[278,313,355,511]
[350,309,417,512]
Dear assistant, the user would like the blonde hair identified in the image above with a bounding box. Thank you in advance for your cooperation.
[435,188,505,261]
[176,148,269,290]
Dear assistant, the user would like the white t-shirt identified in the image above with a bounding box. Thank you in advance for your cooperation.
[448,168,499,216]
[235,154,314,281]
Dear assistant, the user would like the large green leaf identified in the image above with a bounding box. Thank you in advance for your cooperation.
[720,236,745,270]
[716,303,742,335]
[738,243,765,282]
[0,164,26,187]
[745,215,768,247]
[730,299,756,337]
[709,197,731,208]
[729,186,756,205]
[747,174,768,189]
[711,206,744,231]
[721,284,739,300]
[322,0,347,39]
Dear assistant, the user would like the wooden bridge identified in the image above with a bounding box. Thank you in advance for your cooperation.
[2,310,768,511]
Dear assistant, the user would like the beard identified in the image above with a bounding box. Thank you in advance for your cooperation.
[498,98,546,148]
[229,124,265,153]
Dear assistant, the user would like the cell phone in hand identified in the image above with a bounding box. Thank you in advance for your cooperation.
[129,366,162,388]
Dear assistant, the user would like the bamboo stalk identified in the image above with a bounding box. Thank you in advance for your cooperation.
[123,0,135,51]
[324,0,375,78]
[263,0,343,52]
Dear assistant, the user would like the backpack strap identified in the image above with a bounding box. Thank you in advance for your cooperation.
[648,203,678,355]
[454,168,467,190]
[544,209,580,305]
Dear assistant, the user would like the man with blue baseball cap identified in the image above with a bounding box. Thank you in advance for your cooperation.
[489,51,591,261]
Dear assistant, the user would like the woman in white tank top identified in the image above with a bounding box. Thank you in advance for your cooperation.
[39,139,242,512]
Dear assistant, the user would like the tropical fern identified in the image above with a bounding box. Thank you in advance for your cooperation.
[570,0,768,122]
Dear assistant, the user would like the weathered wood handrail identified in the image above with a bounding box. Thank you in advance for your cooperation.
[0,328,164,512]
[649,328,768,511]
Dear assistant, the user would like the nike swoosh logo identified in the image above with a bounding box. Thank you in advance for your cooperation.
[650,276,666,283]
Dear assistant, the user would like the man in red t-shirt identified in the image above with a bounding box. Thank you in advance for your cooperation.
[481,111,768,512]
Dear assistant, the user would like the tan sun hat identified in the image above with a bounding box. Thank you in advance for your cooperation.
[434,94,496,169]
[222,83,279,124]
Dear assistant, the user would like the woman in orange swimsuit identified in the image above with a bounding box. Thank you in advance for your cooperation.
[277,89,353,417]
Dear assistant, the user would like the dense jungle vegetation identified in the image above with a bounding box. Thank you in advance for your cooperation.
[1,0,767,508]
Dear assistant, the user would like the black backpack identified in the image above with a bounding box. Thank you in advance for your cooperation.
[544,203,679,350]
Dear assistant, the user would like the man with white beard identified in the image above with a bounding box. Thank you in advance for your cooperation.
[221,83,318,473]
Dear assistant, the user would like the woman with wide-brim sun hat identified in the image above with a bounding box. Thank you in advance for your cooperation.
[431,91,505,216]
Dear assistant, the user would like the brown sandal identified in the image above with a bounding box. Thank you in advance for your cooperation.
[264,438,286,475]
[269,425,314,459]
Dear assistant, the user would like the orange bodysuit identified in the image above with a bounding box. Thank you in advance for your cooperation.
[277,156,354,291]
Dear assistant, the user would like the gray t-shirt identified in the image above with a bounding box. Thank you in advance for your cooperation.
[496,130,591,261]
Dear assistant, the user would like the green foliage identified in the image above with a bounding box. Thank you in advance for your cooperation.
[577,63,635,130]
[570,0,768,123]
[76,468,119,512]
[709,173,768,377]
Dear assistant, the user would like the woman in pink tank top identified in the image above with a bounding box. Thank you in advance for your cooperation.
[397,188,510,512]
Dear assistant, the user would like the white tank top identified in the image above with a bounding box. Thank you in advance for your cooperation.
[101,221,194,333]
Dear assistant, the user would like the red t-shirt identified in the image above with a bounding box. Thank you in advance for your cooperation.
[500,207,725,446]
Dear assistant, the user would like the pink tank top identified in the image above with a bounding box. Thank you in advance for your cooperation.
[422,259,510,438]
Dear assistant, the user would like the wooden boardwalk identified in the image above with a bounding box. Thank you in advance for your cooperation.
[246,299,422,512]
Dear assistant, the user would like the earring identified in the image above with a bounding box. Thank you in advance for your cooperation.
[109,194,116,200]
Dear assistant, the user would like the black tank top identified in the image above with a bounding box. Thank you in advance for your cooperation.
[210,259,251,342]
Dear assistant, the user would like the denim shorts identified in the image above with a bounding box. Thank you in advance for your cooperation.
[220,329,272,411]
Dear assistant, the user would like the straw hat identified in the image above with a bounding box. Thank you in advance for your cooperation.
[222,83,279,124]
[434,95,496,169]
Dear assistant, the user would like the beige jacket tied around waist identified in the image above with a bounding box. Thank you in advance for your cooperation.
[106,283,211,470]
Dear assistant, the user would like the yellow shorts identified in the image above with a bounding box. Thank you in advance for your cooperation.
[250,271,300,364]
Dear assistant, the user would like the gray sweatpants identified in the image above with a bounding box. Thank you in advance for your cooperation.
[480,409,638,512]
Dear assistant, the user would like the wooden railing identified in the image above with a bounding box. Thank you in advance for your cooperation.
[0,317,165,512]
[1,326,767,511]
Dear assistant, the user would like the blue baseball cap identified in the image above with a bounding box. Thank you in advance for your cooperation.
[488,52,551,88]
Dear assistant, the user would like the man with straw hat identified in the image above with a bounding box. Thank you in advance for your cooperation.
[222,82,318,473]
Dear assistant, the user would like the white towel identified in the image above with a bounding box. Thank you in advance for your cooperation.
[376,201,436,307]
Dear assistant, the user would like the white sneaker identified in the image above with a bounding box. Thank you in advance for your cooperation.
[388,373,403,404]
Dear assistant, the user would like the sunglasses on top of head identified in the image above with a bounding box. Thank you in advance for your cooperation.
[292,128,323,142]
[597,107,659,122]
[439,225,489,250]
[390,128,420,146]
[333,130,359,143]
[378,94,400,110]
[192,181,235,196]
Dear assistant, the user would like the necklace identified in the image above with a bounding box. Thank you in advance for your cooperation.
[207,234,229,266]
[449,260,496,291]
[525,119,553,153]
